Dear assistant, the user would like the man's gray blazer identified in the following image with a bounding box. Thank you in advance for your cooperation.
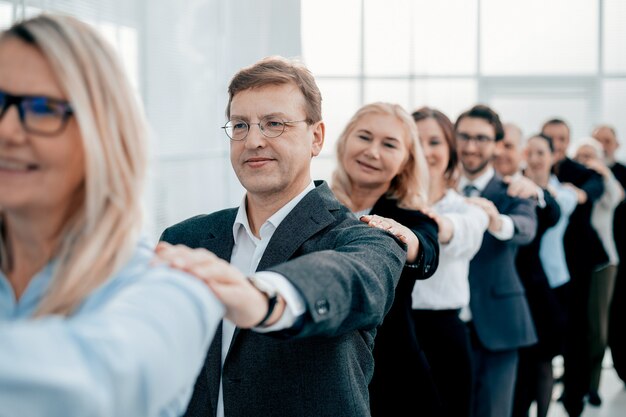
[160,181,406,417]
[468,175,538,351]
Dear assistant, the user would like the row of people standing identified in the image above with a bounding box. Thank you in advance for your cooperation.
[3,12,625,417]
[327,101,540,417]
[345,101,625,417]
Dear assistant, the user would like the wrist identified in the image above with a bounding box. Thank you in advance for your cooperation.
[247,276,279,327]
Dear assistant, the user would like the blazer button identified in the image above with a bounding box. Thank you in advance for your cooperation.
[315,299,329,315]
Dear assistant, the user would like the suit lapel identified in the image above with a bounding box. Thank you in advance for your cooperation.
[199,210,237,261]
[197,210,236,411]
[257,187,337,270]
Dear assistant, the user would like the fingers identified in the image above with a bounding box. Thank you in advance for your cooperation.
[361,214,413,243]
[361,214,394,231]
[155,242,217,270]
[506,177,537,199]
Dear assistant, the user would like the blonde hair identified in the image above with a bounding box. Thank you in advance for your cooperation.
[331,102,429,210]
[1,14,147,317]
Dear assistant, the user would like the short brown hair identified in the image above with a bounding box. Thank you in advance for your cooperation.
[455,104,505,141]
[541,118,570,137]
[226,56,322,123]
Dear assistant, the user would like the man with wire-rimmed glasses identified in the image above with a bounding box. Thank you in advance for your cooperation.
[156,55,406,417]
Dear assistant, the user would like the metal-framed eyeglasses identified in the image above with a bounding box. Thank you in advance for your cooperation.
[0,89,74,136]
[456,132,495,146]
[222,117,308,141]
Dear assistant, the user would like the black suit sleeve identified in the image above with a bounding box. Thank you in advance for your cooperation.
[370,202,439,280]
[538,189,561,230]
[404,213,439,279]
[581,169,605,203]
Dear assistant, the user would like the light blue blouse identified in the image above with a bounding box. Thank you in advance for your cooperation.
[539,175,578,288]
[0,238,223,417]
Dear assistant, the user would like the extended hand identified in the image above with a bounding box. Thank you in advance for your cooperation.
[503,175,539,199]
[360,214,420,263]
[465,196,502,233]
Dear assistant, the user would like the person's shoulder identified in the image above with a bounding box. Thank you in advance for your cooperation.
[483,173,509,198]
[160,208,238,243]
[81,239,214,311]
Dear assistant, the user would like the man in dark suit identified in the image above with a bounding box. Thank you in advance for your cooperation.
[494,126,565,417]
[155,56,407,417]
[455,105,538,417]
[592,125,626,387]
[542,119,605,417]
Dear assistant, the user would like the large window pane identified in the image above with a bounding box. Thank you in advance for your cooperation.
[412,0,477,75]
[0,2,12,29]
[311,156,336,184]
[412,79,477,121]
[318,79,361,156]
[604,0,626,73]
[364,79,412,110]
[602,80,626,162]
[364,0,411,76]
[490,95,590,145]
[481,0,598,75]
[301,0,360,76]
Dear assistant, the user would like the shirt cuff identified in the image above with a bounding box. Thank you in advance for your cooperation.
[489,214,515,241]
[250,271,306,333]
[536,187,546,208]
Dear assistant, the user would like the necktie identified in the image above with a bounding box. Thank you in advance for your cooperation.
[463,184,478,197]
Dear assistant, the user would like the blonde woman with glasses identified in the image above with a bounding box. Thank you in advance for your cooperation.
[0,14,223,417]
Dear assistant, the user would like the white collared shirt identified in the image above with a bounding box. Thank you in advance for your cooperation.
[217,182,313,417]
[458,166,514,241]
[412,189,489,309]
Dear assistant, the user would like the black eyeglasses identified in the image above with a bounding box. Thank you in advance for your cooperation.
[0,89,74,136]
[456,132,495,146]
[222,117,308,141]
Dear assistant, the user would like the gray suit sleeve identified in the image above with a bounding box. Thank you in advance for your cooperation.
[267,224,406,339]
[508,197,538,246]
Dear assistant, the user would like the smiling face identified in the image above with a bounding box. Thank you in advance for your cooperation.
[525,136,553,178]
[456,116,497,178]
[494,124,522,176]
[574,144,599,167]
[592,126,619,162]
[0,37,85,215]
[542,122,569,163]
[229,82,324,203]
[341,112,410,192]
[416,117,450,181]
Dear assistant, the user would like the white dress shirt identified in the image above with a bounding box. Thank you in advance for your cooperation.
[216,182,313,417]
[412,189,489,309]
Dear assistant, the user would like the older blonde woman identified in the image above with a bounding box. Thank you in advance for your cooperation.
[331,102,440,416]
[0,14,222,417]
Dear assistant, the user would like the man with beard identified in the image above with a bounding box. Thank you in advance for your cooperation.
[455,105,538,417]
